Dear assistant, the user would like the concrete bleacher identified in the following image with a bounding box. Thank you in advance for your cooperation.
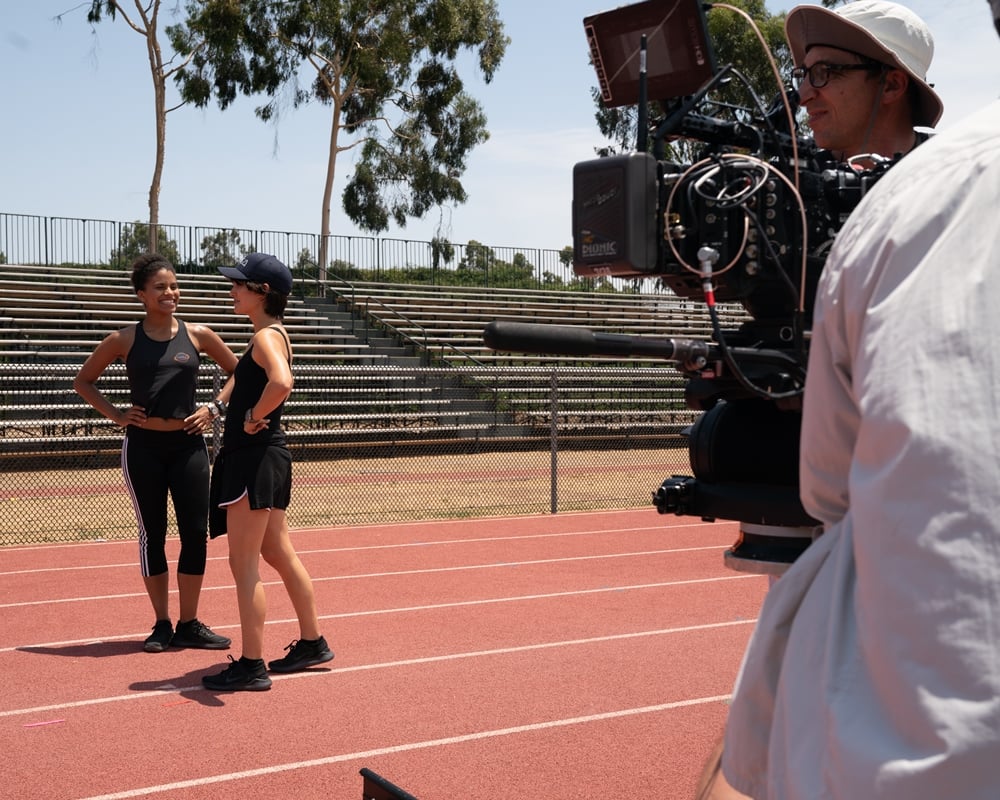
[0,267,714,463]
[0,265,384,364]
[324,278,748,367]
[0,361,506,464]
[0,266,492,462]
[319,278,734,439]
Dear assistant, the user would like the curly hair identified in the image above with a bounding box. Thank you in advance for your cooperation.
[129,252,175,293]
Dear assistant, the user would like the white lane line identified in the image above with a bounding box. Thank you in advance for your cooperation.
[3,619,753,719]
[0,521,729,576]
[76,693,733,799]
[0,573,759,654]
[0,513,725,555]
[0,545,729,608]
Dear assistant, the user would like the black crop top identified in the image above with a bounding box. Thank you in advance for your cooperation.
[222,325,291,451]
[125,319,199,419]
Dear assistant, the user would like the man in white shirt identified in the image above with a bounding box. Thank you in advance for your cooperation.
[715,1,1000,797]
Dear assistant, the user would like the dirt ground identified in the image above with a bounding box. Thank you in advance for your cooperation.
[1,447,691,545]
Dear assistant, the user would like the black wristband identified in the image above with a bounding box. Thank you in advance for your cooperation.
[213,399,227,416]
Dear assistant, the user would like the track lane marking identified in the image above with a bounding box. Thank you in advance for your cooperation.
[0,513,729,555]
[0,545,733,608]
[3,619,754,719]
[0,573,760,654]
[76,693,733,799]
[0,522,731,575]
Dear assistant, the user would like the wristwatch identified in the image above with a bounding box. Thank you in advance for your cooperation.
[207,403,221,420]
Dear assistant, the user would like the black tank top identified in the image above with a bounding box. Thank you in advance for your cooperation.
[125,319,200,419]
[223,325,291,451]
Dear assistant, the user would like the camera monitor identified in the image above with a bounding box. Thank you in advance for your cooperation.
[585,0,718,107]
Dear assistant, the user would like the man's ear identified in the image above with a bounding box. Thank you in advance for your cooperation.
[882,68,910,103]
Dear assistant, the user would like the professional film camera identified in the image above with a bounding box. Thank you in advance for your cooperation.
[484,0,899,574]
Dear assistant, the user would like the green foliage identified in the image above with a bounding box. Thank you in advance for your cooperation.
[489,252,534,287]
[327,259,367,281]
[294,248,322,275]
[431,236,455,268]
[85,1,117,24]
[111,222,181,267]
[315,239,627,294]
[709,0,790,102]
[200,229,247,266]
[457,239,494,274]
[171,0,510,236]
[0,251,6,265]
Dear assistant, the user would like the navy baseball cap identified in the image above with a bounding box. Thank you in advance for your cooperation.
[218,253,292,295]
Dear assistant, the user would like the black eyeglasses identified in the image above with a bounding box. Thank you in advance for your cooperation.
[791,61,882,89]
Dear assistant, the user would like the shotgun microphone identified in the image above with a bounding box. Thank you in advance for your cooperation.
[482,320,711,366]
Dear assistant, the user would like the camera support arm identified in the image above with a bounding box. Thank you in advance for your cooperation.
[651,64,736,159]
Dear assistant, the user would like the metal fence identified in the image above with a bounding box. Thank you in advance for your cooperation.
[0,213,712,545]
[0,212,584,290]
[1,362,694,546]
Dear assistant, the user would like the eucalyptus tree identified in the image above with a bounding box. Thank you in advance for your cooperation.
[82,1,200,253]
[170,0,509,274]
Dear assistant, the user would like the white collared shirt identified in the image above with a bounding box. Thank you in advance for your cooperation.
[723,99,1000,799]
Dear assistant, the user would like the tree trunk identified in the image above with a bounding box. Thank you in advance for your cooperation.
[318,98,343,283]
[143,2,166,254]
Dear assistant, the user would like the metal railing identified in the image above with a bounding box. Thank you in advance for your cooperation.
[0,212,590,291]
[0,227,722,546]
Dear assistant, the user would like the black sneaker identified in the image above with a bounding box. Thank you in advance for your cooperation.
[143,619,173,653]
[201,656,272,692]
[171,618,231,650]
[267,636,334,673]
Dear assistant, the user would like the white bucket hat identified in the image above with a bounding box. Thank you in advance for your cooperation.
[785,0,943,126]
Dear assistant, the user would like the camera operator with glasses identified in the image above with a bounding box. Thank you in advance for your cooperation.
[696,2,947,798]
[786,0,943,165]
[697,1,1000,798]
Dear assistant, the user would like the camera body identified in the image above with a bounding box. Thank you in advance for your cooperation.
[481,0,903,572]
[572,132,894,336]
[568,0,898,572]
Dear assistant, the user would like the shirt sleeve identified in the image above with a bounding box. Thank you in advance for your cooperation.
[799,219,864,529]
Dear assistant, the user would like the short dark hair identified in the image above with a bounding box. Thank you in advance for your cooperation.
[245,280,288,318]
[855,55,921,126]
[130,253,175,293]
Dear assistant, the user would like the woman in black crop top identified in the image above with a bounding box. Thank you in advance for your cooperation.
[202,253,333,692]
[74,253,239,654]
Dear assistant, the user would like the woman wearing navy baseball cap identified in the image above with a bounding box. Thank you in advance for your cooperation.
[203,253,333,691]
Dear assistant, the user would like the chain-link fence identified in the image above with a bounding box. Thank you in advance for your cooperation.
[1,362,694,545]
[0,241,728,546]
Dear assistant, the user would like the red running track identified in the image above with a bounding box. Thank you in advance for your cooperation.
[0,509,766,799]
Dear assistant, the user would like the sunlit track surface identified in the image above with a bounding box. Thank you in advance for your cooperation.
[0,509,765,799]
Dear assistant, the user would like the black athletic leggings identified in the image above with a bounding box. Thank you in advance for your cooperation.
[121,427,209,577]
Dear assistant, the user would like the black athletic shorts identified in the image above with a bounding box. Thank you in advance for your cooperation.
[209,445,292,538]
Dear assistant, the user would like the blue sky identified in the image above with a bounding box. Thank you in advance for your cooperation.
[2,1,997,253]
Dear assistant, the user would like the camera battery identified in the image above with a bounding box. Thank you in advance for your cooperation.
[572,152,657,277]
